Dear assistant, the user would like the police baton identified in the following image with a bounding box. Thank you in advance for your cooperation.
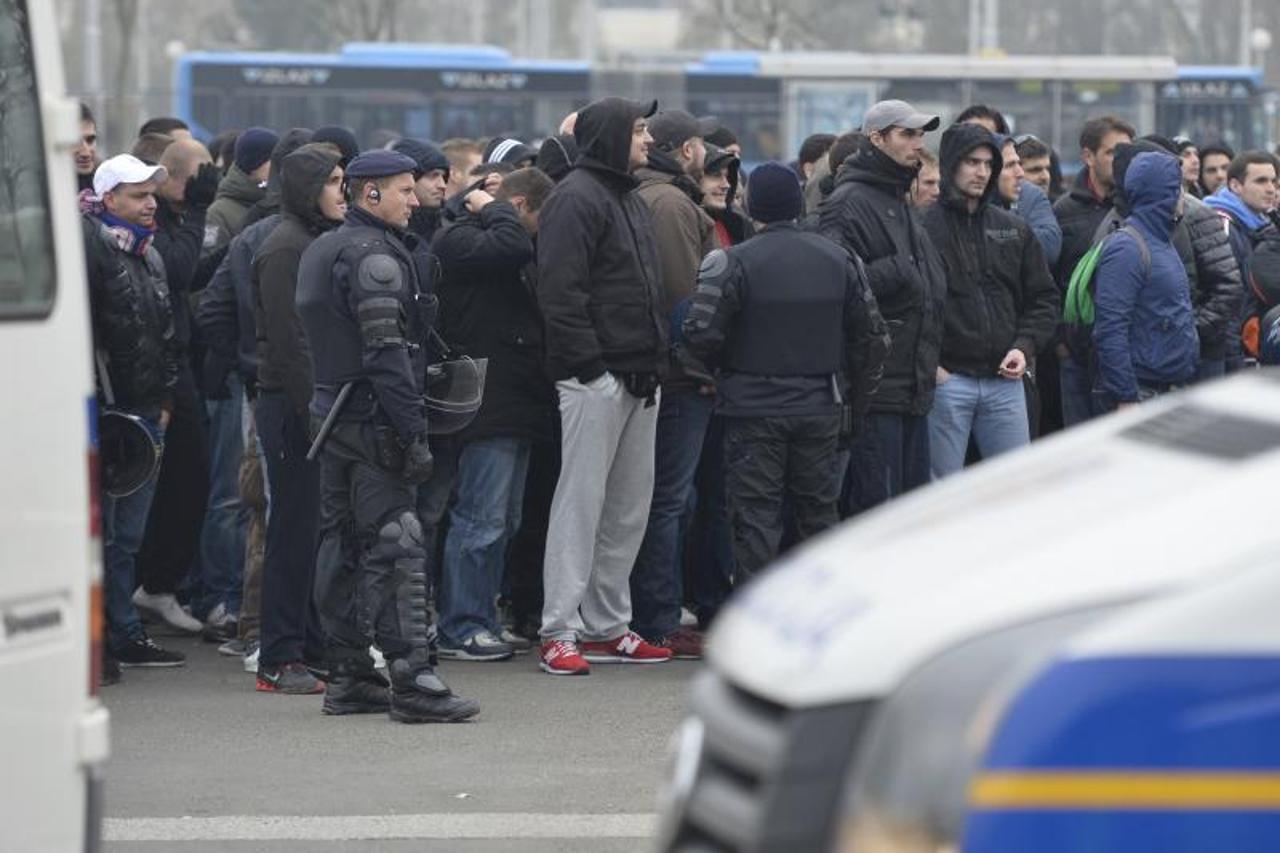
[306,382,354,461]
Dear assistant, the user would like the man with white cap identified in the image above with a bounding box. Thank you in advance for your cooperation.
[82,154,185,674]
[819,99,948,514]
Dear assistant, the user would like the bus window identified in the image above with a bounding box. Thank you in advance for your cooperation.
[0,0,55,318]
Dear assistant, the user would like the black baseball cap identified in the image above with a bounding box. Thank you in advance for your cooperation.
[648,110,719,151]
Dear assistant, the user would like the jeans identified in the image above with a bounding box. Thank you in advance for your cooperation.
[256,392,323,667]
[928,374,1030,478]
[194,373,246,618]
[724,413,843,582]
[439,438,531,646]
[1059,354,1096,428]
[843,412,931,516]
[629,388,714,641]
[104,417,164,649]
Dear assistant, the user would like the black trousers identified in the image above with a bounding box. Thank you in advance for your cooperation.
[724,412,843,583]
[255,392,324,668]
[313,420,431,673]
[138,364,210,596]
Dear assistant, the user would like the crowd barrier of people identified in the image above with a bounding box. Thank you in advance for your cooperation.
[77,92,1280,722]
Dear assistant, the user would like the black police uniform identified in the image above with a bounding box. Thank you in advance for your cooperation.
[295,150,477,723]
[683,222,889,581]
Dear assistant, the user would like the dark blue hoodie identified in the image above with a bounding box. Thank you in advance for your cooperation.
[1092,152,1198,401]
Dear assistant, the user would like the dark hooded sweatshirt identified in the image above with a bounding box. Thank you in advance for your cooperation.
[922,123,1058,377]
[535,97,667,383]
[251,146,343,417]
[818,144,948,416]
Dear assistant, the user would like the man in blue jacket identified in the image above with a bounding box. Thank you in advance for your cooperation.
[1092,152,1199,410]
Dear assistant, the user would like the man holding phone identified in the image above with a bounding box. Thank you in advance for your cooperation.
[921,123,1058,478]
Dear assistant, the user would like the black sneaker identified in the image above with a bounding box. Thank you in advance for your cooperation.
[114,634,186,668]
[257,662,324,694]
[389,670,480,724]
[322,670,391,716]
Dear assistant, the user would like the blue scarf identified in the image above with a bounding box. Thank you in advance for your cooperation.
[98,211,156,256]
[1204,186,1268,232]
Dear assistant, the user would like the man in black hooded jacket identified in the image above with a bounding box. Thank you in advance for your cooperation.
[819,99,947,513]
[921,123,1058,478]
[534,96,674,675]
[250,144,347,694]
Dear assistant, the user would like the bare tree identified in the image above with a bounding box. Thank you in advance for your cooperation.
[327,0,404,42]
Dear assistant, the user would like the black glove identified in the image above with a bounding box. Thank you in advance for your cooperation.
[185,162,221,209]
[620,371,660,407]
[400,433,434,485]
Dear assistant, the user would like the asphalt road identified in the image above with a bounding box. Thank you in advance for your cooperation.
[101,635,697,853]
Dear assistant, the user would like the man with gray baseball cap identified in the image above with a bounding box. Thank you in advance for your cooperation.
[819,99,947,514]
[861,99,942,135]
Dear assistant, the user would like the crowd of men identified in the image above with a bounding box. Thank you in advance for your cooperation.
[78,91,1280,722]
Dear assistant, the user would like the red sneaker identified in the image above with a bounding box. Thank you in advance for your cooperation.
[540,639,591,676]
[581,631,674,664]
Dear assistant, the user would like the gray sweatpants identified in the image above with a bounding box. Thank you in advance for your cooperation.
[541,373,659,643]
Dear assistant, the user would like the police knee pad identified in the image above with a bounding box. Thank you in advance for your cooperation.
[375,510,425,558]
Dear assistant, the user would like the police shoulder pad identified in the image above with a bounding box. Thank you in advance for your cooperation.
[357,252,404,292]
[698,248,730,280]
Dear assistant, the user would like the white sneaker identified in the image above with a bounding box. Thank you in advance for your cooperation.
[242,642,259,673]
[205,603,231,629]
[370,646,386,670]
[499,628,533,654]
[133,588,203,633]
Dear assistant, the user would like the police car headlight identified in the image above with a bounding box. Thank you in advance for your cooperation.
[832,605,1125,853]
[654,715,705,847]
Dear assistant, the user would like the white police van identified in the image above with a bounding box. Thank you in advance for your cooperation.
[656,371,1280,852]
[0,1,108,850]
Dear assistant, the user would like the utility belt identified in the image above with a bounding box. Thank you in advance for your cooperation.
[312,380,380,423]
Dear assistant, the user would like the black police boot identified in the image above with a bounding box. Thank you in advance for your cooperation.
[388,659,480,724]
[322,666,390,716]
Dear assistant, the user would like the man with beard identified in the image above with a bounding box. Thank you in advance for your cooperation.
[392,137,450,245]
[630,109,719,659]
[251,144,347,694]
[819,99,946,513]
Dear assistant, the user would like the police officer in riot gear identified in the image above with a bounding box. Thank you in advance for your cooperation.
[296,150,479,723]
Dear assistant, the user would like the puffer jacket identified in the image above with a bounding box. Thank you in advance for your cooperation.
[83,214,180,414]
[535,97,668,383]
[819,144,947,416]
[1093,152,1199,401]
[923,123,1058,378]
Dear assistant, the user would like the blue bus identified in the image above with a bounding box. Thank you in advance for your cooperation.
[174,45,1271,164]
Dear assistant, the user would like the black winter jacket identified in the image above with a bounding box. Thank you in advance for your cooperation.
[819,145,947,416]
[1052,168,1114,288]
[922,124,1059,377]
[252,146,343,417]
[433,201,557,445]
[83,215,180,414]
[536,97,668,383]
[152,198,209,347]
